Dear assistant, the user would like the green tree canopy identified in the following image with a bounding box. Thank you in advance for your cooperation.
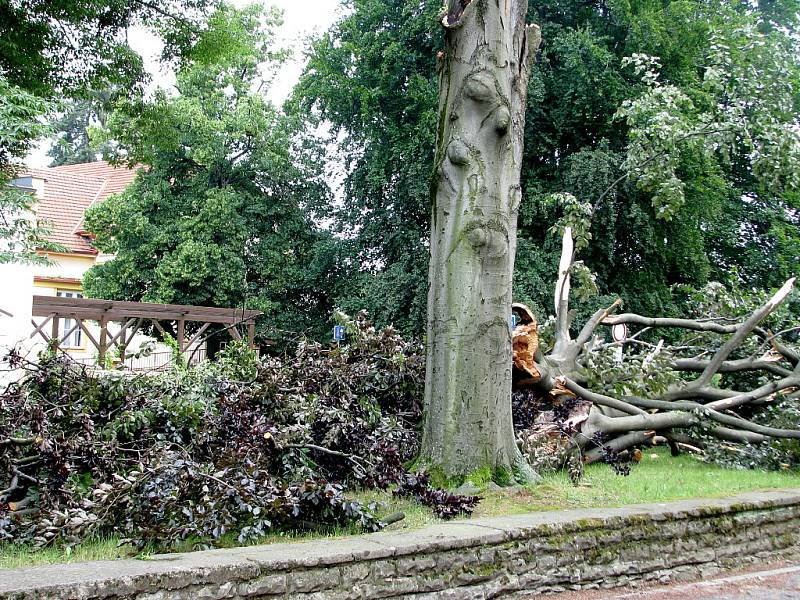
[0,0,216,99]
[0,0,221,264]
[297,0,800,333]
[83,4,333,340]
[0,76,60,264]
[292,0,443,335]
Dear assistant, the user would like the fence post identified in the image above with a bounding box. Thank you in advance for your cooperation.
[177,319,186,354]
[99,317,108,364]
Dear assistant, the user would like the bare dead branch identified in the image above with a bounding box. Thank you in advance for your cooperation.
[601,314,740,334]
[12,469,39,484]
[672,356,792,378]
[587,410,694,435]
[707,374,800,411]
[0,437,35,448]
[694,279,795,387]
[552,227,575,357]
[660,386,739,402]
[623,396,800,439]
[584,431,655,463]
[568,298,623,363]
[285,443,376,470]
[0,475,20,500]
[711,427,768,444]
[561,378,645,416]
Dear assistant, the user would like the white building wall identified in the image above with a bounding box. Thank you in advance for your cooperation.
[0,261,35,357]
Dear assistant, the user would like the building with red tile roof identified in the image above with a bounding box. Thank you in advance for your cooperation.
[22,161,139,255]
[0,162,138,359]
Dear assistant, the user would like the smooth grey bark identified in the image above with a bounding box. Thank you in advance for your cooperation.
[513,230,799,464]
[419,0,541,480]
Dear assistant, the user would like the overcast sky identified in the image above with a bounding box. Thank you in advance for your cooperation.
[27,0,343,167]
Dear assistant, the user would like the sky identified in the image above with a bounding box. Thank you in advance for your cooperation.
[27,0,343,168]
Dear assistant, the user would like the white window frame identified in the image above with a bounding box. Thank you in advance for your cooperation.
[56,290,84,349]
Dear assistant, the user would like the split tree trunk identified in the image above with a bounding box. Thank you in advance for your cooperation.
[419,0,541,481]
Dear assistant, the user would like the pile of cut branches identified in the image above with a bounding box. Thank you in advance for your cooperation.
[0,312,479,551]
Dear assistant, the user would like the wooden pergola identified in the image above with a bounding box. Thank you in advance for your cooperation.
[31,296,261,363]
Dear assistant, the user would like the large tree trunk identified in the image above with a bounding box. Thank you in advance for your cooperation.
[419,0,541,482]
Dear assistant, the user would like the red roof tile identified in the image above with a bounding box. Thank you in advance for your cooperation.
[25,161,138,255]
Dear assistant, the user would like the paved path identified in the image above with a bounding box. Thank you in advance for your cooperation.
[548,563,800,599]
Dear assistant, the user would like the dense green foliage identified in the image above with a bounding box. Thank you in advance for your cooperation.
[0,77,61,264]
[0,0,219,264]
[297,0,800,333]
[293,0,441,336]
[47,90,112,167]
[0,0,215,99]
[83,5,333,339]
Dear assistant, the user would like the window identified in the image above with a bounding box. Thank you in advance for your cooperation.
[56,290,83,348]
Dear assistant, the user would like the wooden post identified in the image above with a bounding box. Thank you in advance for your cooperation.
[247,322,256,349]
[177,319,185,354]
[119,326,127,365]
[99,317,108,364]
[50,317,59,348]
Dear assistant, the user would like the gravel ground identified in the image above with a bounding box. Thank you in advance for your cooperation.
[542,562,800,600]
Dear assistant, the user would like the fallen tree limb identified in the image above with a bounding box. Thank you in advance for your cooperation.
[601,315,740,334]
[515,221,799,477]
[583,431,655,463]
[0,437,35,448]
[560,378,646,416]
[622,397,800,439]
[696,279,795,387]
[672,357,792,378]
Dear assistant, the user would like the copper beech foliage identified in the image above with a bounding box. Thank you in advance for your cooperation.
[0,312,487,551]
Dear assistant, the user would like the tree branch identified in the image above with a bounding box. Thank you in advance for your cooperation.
[623,396,800,439]
[672,356,792,378]
[552,227,574,357]
[706,374,800,411]
[695,278,795,387]
[584,431,655,463]
[567,298,622,363]
[602,314,739,334]
[130,0,193,26]
[561,378,646,416]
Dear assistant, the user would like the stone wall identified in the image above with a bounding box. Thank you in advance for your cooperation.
[2,489,800,599]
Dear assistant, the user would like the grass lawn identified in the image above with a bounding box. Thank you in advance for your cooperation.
[3,449,800,569]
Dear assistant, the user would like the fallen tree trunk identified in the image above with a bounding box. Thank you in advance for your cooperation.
[512,228,799,468]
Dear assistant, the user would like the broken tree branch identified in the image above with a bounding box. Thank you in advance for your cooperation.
[695,278,795,387]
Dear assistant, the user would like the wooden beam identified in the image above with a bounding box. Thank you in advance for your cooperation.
[119,326,127,364]
[76,319,100,352]
[31,297,263,336]
[32,295,261,321]
[186,323,210,350]
[99,317,109,363]
[30,316,53,341]
[108,318,137,347]
[150,319,167,338]
[50,316,59,347]
[118,319,143,354]
[58,321,81,346]
[32,306,255,325]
